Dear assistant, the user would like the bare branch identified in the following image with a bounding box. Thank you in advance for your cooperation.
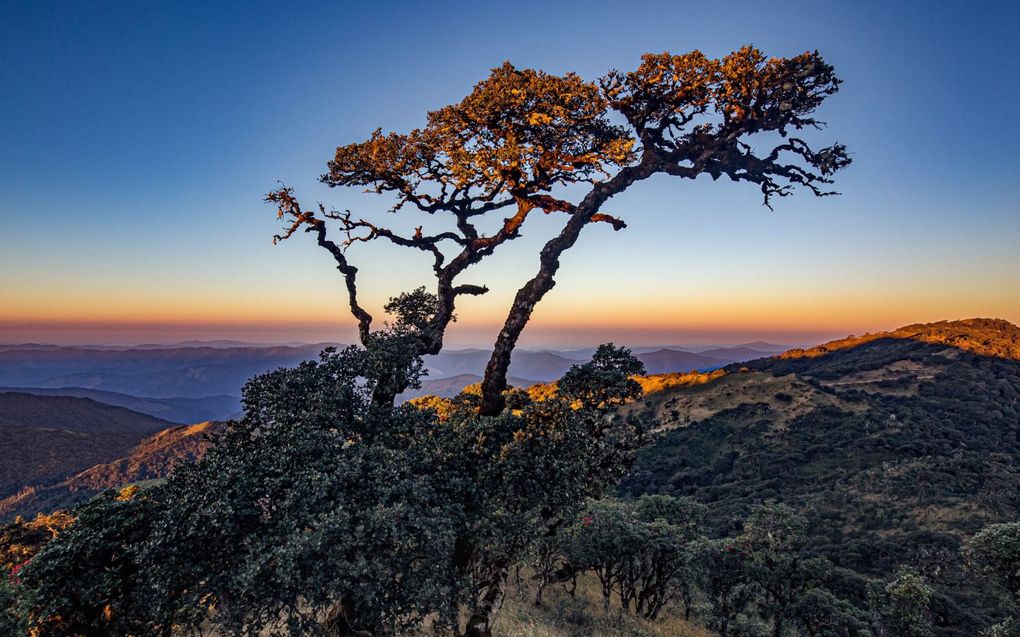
[265,187,373,343]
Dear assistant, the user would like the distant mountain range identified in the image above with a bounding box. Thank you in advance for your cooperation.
[0,341,785,418]
[1,320,1016,633]
[0,387,241,425]
[0,344,324,398]
[0,337,784,521]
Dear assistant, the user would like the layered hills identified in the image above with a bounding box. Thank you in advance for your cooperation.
[0,341,782,419]
[0,421,221,521]
[0,386,241,424]
[0,319,1017,632]
[0,393,173,502]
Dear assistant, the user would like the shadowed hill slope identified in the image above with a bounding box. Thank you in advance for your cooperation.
[0,421,223,521]
[0,386,240,424]
[0,393,173,499]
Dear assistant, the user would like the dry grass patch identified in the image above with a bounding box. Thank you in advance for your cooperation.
[495,573,715,637]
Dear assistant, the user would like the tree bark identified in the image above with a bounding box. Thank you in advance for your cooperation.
[462,567,509,637]
[478,160,655,415]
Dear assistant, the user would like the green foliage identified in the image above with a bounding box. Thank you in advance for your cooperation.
[557,494,707,621]
[793,589,867,636]
[964,521,1020,636]
[982,618,1020,637]
[138,347,462,636]
[868,567,934,637]
[566,498,647,612]
[687,538,754,637]
[0,579,26,636]
[964,522,1020,603]
[383,286,441,334]
[741,503,818,637]
[621,329,1020,635]
[19,488,160,636]
[558,343,646,410]
[553,500,865,636]
[13,314,649,635]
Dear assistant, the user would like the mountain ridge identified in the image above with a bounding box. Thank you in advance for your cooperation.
[0,421,222,521]
[0,393,174,501]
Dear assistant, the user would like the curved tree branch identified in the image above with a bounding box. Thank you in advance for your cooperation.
[266,187,373,344]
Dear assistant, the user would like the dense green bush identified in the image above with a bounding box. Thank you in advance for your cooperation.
[13,334,649,636]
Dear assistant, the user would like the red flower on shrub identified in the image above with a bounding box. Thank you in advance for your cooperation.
[9,558,31,584]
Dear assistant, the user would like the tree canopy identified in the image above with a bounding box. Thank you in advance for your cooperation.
[267,46,850,414]
[14,310,651,636]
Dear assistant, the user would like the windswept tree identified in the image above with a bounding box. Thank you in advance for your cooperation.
[268,46,850,414]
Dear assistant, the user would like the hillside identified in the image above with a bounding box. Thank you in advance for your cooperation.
[620,318,1020,636]
[1,321,1016,633]
[0,393,173,499]
[0,386,240,424]
[0,421,222,521]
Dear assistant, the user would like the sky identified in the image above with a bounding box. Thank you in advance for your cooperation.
[1,1,1018,348]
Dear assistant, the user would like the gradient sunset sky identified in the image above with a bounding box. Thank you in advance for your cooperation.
[2,1,1018,347]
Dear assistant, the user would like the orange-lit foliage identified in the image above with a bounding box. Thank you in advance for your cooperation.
[115,485,140,502]
[779,318,1020,361]
[1,511,74,573]
[635,369,728,395]
[269,46,849,415]
[327,63,635,197]
[411,369,729,418]
[524,370,727,403]
[407,394,458,421]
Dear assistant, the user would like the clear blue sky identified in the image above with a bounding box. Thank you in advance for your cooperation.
[2,1,1018,346]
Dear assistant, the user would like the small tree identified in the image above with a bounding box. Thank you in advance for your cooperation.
[963,522,1020,636]
[867,567,934,637]
[742,502,815,637]
[689,537,755,637]
[964,522,1020,605]
[268,46,850,414]
[562,494,705,619]
[628,495,706,619]
[0,579,25,637]
[794,589,868,637]
[565,498,642,614]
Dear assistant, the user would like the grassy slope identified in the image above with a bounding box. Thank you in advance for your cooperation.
[0,421,221,521]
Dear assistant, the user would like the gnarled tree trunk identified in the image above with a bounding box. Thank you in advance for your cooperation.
[479,160,654,415]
